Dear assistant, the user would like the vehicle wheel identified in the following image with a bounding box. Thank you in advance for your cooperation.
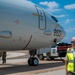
[38,54,44,60]
[50,57,54,60]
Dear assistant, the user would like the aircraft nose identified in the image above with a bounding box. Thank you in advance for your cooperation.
[59,25,66,38]
[57,23,66,40]
[62,29,66,38]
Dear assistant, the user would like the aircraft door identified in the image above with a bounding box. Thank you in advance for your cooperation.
[35,5,46,30]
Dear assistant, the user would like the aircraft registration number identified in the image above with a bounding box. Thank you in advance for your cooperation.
[54,29,61,37]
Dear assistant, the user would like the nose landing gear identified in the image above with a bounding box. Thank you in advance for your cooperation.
[28,50,39,66]
[28,57,39,66]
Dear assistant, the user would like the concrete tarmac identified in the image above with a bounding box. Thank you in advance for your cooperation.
[0,51,66,75]
[35,69,65,75]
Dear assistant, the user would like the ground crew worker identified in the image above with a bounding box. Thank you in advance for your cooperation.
[2,51,6,64]
[0,52,2,58]
[65,37,75,75]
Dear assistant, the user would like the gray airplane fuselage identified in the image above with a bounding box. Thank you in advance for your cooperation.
[0,0,66,51]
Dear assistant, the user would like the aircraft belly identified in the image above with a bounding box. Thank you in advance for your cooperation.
[0,35,31,50]
[25,34,53,50]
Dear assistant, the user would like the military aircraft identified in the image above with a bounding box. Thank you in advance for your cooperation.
[0,0,66,66]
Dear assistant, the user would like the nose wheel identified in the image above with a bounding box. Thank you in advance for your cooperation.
[28,57,39,66]
[28,49,39,66]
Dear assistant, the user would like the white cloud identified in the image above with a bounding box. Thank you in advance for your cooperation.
[66,28,75,32]
[40,1,59,8]
[64,4,75,10]
[73,28,75,30]
[65,19,75,23]
[65,19,70,23]
[39,1,62,12]
[55,15,65,18]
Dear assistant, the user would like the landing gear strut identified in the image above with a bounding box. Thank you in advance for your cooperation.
[28,50,39,66]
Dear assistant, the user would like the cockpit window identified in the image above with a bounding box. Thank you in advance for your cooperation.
[51,15,58,22]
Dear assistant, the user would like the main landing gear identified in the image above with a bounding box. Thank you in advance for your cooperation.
[28,50,39,66]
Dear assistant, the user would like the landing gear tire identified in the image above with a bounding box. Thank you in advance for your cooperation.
[28,57,39,66]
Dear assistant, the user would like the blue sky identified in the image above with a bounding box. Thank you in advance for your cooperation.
[29,0,75,43]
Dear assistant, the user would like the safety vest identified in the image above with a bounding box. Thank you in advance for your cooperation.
[67,48,75,72]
